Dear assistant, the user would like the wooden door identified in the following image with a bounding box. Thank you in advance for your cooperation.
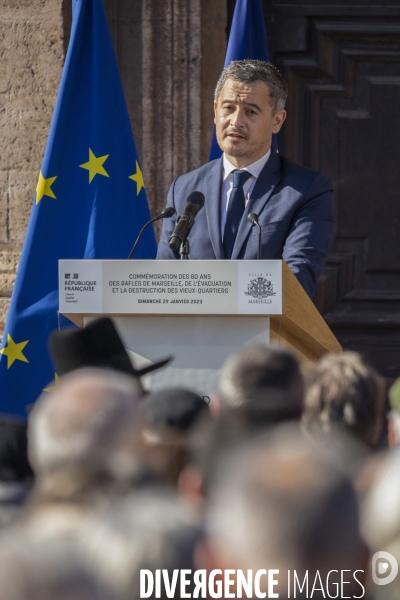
[227,0,400,378]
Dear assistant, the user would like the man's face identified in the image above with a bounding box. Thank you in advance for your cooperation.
[214,78,286,167]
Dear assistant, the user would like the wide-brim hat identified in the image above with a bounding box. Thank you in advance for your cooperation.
[49,317,172,378]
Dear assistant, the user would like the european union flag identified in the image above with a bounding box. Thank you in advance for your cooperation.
[209,0,274,161]
[0,0,157,417]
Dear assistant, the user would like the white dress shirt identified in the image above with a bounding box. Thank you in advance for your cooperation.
[220,148,272,236]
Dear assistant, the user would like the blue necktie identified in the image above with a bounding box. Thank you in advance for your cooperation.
[223,170,252,259]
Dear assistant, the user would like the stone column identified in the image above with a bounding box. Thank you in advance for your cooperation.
[200,0,227,164]
[141,0,226,228]
[142,0,202,220]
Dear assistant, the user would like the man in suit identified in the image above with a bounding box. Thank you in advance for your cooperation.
[157,60,334,298]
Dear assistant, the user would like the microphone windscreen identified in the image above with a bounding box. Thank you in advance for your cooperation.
[247,213,259,224]
[187,191,205,209]
[162,207,176,218]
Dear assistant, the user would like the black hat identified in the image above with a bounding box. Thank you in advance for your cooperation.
[49,317,172,378]
[141,388,209,431]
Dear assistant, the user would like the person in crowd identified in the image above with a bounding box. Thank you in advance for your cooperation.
[178,346,303,512]
[177,413,249,514]
[362,446,400,550]
[362,446,400,599]
[201,424,368,598]
[302,351,385,449]
[25,368,148,528]
[139,388,210,487]
[78,489,200,600]
[213,345,304,425]
[0,534,114,600]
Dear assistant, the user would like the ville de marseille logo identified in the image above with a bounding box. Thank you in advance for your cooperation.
[245,276,276,300]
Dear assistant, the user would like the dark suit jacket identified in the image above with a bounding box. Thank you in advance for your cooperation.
[156,149,334,298]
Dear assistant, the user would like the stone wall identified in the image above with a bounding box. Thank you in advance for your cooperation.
[0,0,226,335]
[0,1,66,332]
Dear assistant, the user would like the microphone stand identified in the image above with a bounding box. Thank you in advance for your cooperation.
[128,208,175,259]
[177,217,194,260]
[180,238,190,260]
[247,213,262,260]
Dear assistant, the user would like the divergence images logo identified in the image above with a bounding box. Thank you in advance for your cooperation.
[245,277,276,300]
[372,551,398,586]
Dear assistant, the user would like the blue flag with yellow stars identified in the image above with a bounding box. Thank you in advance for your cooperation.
[0,0,156,417]
[209,0,275,160]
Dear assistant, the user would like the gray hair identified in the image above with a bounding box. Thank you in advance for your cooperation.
[28,368,142,477]
[0,535,114,600]
[214,59,288,113]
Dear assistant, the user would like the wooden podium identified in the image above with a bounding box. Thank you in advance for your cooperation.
[59,259,341,396]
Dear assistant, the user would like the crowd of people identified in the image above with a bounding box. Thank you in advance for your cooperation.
[0,317,398,600]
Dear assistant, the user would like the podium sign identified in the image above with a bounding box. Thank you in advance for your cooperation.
[58,259,341,398]
[59,260,283,316]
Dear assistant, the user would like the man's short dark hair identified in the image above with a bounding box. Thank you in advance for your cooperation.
[214,59,288,114]
[141,388,208,432]
[218,345,303,424]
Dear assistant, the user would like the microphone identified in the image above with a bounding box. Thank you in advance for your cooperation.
[128,206,176,259]
[247,213,262,260]
[169,191,205,251]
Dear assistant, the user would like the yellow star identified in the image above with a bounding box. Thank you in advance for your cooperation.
[79,148,110,183]
[43,373,59,393]
[129,161,145,195]
[0,334,29,369]
[36,171,57,205]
